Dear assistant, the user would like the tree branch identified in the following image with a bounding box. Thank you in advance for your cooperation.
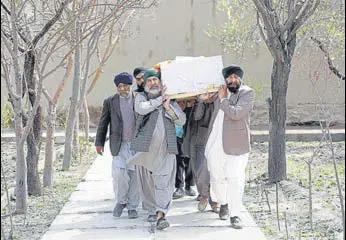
[290,0,320,36]
[311,37,345,81]
[32,0,72,46]
[256,11,279,61]
[53,56,74,103]
[282,0,305,35]
[1,1,32,46]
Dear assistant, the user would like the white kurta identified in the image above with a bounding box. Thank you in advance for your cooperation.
[205,109,249,217]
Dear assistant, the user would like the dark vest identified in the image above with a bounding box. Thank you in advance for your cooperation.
[131,108,178,154]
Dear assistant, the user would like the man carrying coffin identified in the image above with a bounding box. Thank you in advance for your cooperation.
[128,69,186,230]
[202,65,255,229]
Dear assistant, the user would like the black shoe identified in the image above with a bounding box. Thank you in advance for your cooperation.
[128,209,138,219]
[113,203,126,217]
[172,187,184,199]
[185,187,197,196]
[219,204,229,220]
[147,214,157,222]
[156,217,170,230]
[230,216,243,229]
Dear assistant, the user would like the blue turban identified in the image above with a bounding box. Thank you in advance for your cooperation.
[114,72,133,86]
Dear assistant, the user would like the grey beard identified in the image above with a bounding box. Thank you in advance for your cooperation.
[145,85,161,99]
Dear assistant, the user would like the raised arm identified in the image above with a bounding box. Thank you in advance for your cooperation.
[135,93,163,115]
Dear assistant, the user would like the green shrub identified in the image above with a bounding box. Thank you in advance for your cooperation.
[1,101,14,129]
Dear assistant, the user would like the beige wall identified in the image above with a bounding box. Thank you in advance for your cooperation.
[2,0,345,124]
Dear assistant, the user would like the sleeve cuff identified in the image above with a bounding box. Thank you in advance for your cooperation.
[150,96,163,108]
[165,107,178,120]
[220,98,228,104]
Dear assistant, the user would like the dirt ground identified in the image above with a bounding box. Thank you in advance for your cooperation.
[1,140,345,240]
[244,141,345,240]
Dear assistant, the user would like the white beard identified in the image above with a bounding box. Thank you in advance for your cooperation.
[145,85,161,99]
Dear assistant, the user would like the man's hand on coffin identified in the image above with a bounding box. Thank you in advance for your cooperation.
[163,96,172,110]
[218,85,228,100]
[161,84,167,97]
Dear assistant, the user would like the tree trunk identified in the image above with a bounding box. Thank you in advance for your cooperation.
[43,104,56,188]
[23,51,42,195]
[14,102,27,213]
[62,101,75,170]
[83,97,90,142]
[26,128,42,196]
[268,59,291,183]
[73,113,80,160]
[15,142,27,214]
[62,20,81,170]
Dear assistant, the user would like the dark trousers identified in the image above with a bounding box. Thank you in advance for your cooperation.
[175,138,195,189]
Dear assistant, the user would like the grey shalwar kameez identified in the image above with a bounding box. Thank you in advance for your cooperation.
[128,93,186,215]
[112,95,140,210]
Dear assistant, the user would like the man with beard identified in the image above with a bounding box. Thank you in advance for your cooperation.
[128,68,186,230]
[133,67,146,93]
[202,65,255,229]
[95,72,140,219]
[132,66,157,222]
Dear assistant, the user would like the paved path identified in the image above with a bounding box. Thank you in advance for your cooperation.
[40,144,267,240]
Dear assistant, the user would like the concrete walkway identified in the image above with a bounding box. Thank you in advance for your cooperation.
[40,144,267,240]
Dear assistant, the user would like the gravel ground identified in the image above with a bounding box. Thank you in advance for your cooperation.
[1,140,345,240]
[1,140,97,240]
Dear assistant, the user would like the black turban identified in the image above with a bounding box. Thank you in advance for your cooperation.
[133,67,147,78]
[222,65,244,79]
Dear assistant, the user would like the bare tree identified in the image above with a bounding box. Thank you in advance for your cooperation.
[1,0,73,211]
[62,0,157,170]
[1,0,73,202]
[42,56,73,187]
[252,0,321,182]
[207,0,344,182]
[307,58,345,238]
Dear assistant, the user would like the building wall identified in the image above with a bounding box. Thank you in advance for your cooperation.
[2,0,345,125]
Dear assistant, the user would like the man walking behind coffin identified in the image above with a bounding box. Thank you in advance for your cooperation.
[202,65,255,229]
[133,67,147,93]
[128,68,186,230]
[95,72,140,219]
[172,99,197,199]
